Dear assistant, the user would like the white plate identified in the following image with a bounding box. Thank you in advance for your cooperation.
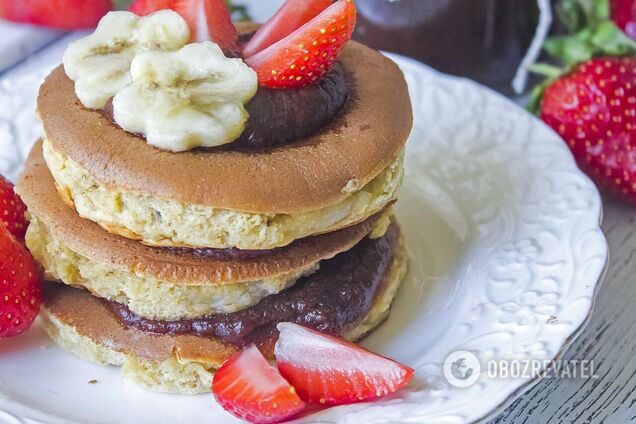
[0,53,608,424]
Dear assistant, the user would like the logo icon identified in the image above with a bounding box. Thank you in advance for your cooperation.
[443,350,481,388]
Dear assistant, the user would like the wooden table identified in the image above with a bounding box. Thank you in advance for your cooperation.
[0,7,633,423]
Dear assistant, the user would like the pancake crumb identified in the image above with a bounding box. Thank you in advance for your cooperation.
[342,178,361,194]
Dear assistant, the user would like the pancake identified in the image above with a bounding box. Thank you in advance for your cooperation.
[18,141,390,319]
[40,226,408,394]
[41,137,403,250]
[37,33,411,249]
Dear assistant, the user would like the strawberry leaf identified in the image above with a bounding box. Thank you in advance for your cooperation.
[590,21,636,54]
[529,0,636,113]
[557,0,588,33]
[527,64,562,114]
[544,33,595,65]
[544,0,634,62]
[557,0,610,30]
[113,0,133,9]
[585,0,610,25]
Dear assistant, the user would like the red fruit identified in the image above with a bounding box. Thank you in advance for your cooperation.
[0,224,41,338]
[0,0,112,29]
[130,0,238,52]
[540,57,636,204]
[212,344,305,424]
[130,0,198,40]
[242,0,332,58]
[203,0,240,55]
[611,0,636,39]
[245,0,357,89]
[0,176,27,240]
[275,323,414,406]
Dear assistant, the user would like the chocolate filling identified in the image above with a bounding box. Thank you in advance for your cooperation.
[109,223,398,347]
[236,63,349,149]
[102,63,349,150]
[167,245,283,261]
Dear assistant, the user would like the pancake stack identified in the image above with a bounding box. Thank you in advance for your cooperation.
[16,24,412,394]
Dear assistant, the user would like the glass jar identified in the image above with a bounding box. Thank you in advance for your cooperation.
[353,0,540,93]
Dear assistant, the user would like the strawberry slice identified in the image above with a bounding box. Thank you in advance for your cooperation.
[242,0,332,58]
[0,0,112,29]
[275,323,414,405]
[245,0,357,89]
[0,224,41,338]
[129,0,238,52]
[0,176,28,240]
[212,344,306,424]
[203,0,240,55]
[130,0,198,41]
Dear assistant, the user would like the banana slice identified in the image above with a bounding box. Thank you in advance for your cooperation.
[63,10,190,109]
[112,41,258,152]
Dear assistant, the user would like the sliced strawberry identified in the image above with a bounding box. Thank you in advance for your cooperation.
[0,0,112,29]
[130,0,198,41]
[245,0,357,89]
[213,344,305,424]
[0,176,27,240]
[242,0,332,58]
[0,224,41,338]
[275,323,414,406]
[203,0,240,55]
[129,0,238,52]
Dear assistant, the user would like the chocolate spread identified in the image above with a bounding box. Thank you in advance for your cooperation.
[103,64,349,150]
[109,223,398,347]
[167,244,283,260]
[236,63,349,149]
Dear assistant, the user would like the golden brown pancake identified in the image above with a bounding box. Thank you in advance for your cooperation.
[18,141,382,286]
[38,41,411,215]
[39,224,407,394]
[18,141,393,319]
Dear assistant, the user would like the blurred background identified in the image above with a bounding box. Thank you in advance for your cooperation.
[353,0,542,93]
[0,0,545,95]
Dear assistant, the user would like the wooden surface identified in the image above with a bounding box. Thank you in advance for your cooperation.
[490,197,636,424]
[1,4,634,423]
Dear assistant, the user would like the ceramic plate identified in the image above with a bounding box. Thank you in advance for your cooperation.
[0,50,608,424]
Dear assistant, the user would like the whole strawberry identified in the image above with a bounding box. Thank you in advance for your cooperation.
[0,175,28,240]
[0,0,112,29]
[0,224,41,338]
[533,0,636,203]
[540,57,636,202]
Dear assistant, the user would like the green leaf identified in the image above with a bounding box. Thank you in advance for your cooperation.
[556,0,611,31]
[585,0,610,26]
[112,0,132,10]
[544,35,595,65]
[557,0,587,32]
[528,63,565,78]
[229,2,251,22]
[591,21,636,55]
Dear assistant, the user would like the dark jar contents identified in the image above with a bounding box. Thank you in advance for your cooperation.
[353,0,539,92]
